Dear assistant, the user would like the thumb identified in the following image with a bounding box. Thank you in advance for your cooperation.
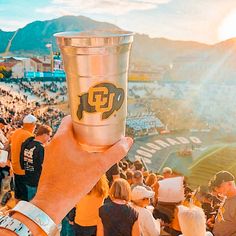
[97,136,133,171]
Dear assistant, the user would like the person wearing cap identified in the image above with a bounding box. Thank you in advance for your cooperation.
[209,171,236,236]
[9,114,37,201]
[131,185,161,236]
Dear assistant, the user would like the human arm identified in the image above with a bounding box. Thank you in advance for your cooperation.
[132,220,141,236]
[2,116,133,235]
[96,217,104,236]
[143,210,161,236]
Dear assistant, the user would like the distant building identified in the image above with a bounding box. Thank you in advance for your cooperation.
[31,58,44,72]
[0,60,24,78]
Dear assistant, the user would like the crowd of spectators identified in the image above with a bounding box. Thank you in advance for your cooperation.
[0,87,65,133]
[18,81,67,105]
[59,159,235,236]
[0,82,235,236]
[126,113,164,137]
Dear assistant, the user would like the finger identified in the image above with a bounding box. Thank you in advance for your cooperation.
[53,115,73,138]
[97,136,133,170]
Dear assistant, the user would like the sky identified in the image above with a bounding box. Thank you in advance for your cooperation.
[1,0,236,44]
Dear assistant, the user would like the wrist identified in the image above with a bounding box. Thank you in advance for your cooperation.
[31,190,75,224]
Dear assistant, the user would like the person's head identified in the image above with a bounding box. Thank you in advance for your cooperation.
[126,170,134,185]
[35,125,52,144]
[109,178,131,202]
[134,160,143,171]
[162,167,172,178]
[209,171,235,197]
[0,118,7,129]
[145,173,157,187]
[121,161,129,171]
[178,205,206,236]
[89,174,109,198]
[22,114,37,133]
[133,170,143,184]
[131,185,154,207]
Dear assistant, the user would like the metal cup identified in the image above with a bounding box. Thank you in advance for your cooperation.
[54,30,133,152]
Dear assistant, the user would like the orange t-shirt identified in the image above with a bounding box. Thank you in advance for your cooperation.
[10,128,33,175]
[75,194,105,226]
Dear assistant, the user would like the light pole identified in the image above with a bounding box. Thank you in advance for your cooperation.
[46,43,53,72]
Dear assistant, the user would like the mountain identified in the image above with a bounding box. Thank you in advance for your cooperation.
[0,15,120,55]
[1,15,236,82]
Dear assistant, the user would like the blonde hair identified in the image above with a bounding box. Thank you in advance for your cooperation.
[109,178,131,202]
[145,173,157,187]
[89,175,109,198]
[178,205,206,236]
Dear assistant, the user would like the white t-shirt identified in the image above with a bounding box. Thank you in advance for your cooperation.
[131,203,160,236]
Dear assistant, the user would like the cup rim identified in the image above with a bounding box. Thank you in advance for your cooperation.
[54,30,134,38]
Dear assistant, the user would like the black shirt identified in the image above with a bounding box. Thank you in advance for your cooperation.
[20,137,44,187]
[99,201,138,236]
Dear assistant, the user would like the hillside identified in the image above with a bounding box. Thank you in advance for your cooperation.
[0,15,120,55]
[1,15,236,81]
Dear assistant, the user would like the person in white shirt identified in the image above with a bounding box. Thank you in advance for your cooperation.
[131,185,160,236]
[178,205,213,236]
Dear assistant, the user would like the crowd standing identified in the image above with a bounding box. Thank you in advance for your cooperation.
[0,83,235,236]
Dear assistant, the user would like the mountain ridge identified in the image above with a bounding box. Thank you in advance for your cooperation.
[1,15,236,81]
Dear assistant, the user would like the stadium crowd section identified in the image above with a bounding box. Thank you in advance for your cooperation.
[0,80,234,236]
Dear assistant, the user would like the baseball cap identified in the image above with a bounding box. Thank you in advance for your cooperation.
[23,114,37,124]
[131,186,154,201]
[210,171,235,188]
[0,118,7,125]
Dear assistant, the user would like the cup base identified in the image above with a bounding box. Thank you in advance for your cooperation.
[77,141,111,153]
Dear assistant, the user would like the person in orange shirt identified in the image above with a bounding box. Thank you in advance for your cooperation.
[73,175,109,236]
[10,114,37,201]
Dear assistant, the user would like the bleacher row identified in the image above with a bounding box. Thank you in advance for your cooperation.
[126,114,164,131]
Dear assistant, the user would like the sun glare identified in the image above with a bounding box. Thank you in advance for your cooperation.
[218,10,236,41]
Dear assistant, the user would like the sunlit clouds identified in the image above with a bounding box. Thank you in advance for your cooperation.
[36,0,171,16]
[218,9,236,41]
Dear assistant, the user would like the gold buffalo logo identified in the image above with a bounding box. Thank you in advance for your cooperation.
[77,83,124,120]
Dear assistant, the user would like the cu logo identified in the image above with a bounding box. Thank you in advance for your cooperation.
[77,83,124,120]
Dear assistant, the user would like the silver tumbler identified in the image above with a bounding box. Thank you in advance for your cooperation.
[54,30,133,152]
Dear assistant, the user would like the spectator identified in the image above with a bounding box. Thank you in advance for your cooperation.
[134,160,143,171]
[19,124,52,201]
[131,170,152,191]
[209,171,236,236]
[10,114,37,201]
[178,205,213,236]
[106,163,120,187]
[162,167,173,179]
[145,173,158,187]
[131,185,161,236]
[97,178,140,236]
[126,170,134,185]
[73,175,109,236]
